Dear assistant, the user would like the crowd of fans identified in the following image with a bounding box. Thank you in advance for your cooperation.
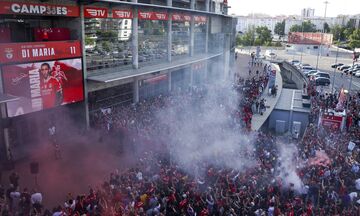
[1,56,360,216]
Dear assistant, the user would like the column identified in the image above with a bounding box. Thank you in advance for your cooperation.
[80,4,90,129]
[205,0,210,12]
[190,0,196,10]
[205,0,210,54]
[0,67,11,161]
[167,0,172,7]
[190,17,195,57]
[132,4,139,69]
[167,13,172,62]
[168,71,172,92]
[190,66,194,86]
[133,78,139,103]
[223,34,231,80]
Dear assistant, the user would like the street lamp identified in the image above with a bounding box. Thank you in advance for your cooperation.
[315,1,329,70]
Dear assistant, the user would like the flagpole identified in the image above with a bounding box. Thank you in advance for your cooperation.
[331,38,339,94]
[345,58,355,113]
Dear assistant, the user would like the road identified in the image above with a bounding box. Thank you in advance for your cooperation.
[275,50,360,93]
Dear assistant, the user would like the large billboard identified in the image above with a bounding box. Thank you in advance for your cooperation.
[0,41,82,64]
[2,58,84,117]
[288,32,333,45]
[0,2,79,17]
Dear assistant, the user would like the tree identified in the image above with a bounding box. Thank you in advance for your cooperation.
[255,26,272,45]
[237,26,255,46]
[349,29,360,49]
[85,36,95,46]
[290,21,317,32]
[102,41,111,53]
[323,22,330,33]
[274,20,285,36]
[330,24,344,41]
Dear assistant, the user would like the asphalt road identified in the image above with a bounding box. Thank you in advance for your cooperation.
[274,50,360,93]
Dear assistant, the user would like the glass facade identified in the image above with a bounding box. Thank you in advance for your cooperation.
[139,75,169,100]
[194,18,207,54]
[85,10,133,73]
[138,17,168,66]
[172,18,190,59]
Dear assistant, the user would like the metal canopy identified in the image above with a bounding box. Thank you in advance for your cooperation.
[0,93,19,104]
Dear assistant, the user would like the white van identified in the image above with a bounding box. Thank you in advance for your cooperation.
[265,50,276,59]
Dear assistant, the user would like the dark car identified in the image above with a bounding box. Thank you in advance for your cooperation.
[331,63,343,68]
[315,77,330,86]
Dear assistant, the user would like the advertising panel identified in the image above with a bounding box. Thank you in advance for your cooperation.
[84,7,108,18]
[0,41,82,64]
[0,2,79,17]
[2,58,84,117]
[321,114,343,130]
[194,16,207,23]
[288,32,333,45]
[138,11,168,20]
[112,9,133,19]
[172,13,184,22]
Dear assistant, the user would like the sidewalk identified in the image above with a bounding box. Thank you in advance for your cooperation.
[233,54,283,131]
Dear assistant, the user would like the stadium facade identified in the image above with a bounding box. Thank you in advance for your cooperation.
[0,0,236,161]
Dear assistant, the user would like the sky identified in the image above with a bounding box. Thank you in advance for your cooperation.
[228,0,360,17]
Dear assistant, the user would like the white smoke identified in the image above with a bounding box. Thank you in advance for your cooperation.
[155,79,256,178]
[276,142,304,192]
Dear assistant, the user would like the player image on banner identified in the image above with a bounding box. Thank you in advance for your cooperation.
[2,58,84,117]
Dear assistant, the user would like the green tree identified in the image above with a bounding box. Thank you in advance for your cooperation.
[323,22,330,33]
[330,24,344,41]
[102,41,111,52]
[85,36,95,46]
[349,29,360,49]
[274,20,285,36]
[290,21,317,32]
[237,26,256,46]
[255,26,272,45]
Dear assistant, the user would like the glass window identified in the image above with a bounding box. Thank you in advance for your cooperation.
[138,18,168,66]
[172,18,190,60]
[85,12,133,73]
[194,18,207,54]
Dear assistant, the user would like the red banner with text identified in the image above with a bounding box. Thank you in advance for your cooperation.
[0,2,79,17]
[0,41,82,64]
[138,11,168,20]
[84,6,108,18]
[2,58,84,117]
[112,9,133,19]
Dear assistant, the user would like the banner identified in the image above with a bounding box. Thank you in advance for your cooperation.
[183,15,191,22]
[2,58,84,117]
[194,16,207,23]
[172,13,184,22]
[0,41,82,64]
[84,7,108,18]
[288,32,333,45]
[143,74,168,84]
[321,114,343,130]
[112,9,133,19]
[33,28,71,42]
[138,11,168,20]
[0,2,79,17]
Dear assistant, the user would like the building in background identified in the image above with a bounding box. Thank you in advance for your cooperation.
[301,8,315,18]
[0,0,236,162]
[236,15,284,35]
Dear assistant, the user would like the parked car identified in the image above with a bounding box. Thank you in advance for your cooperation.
[331,63,343,68]
[338,65,351,71]
[313,72,331,79]
[355,71,360,77]
[302,66,314,72]
[291,60,301,66]
[265,50,276,59]
[304,69,320,76]
[315,77,331,86]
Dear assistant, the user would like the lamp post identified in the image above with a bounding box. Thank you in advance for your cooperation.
[331,38,339,94]
[299,18,305,64]
[315,1,329,70]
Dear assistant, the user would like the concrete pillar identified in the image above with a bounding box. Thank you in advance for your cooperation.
[167,0,172,7]
[167,14,172,62]
[205,18,209,53]
[190,17,195,57]
[168,71,172,92]
[190,66,194,86]
[80,4,90,129]
[223,34,231,80]
[190,0,196,10]
[132,7,139,69]
[205,0,210,11]
[133,78,139,103]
